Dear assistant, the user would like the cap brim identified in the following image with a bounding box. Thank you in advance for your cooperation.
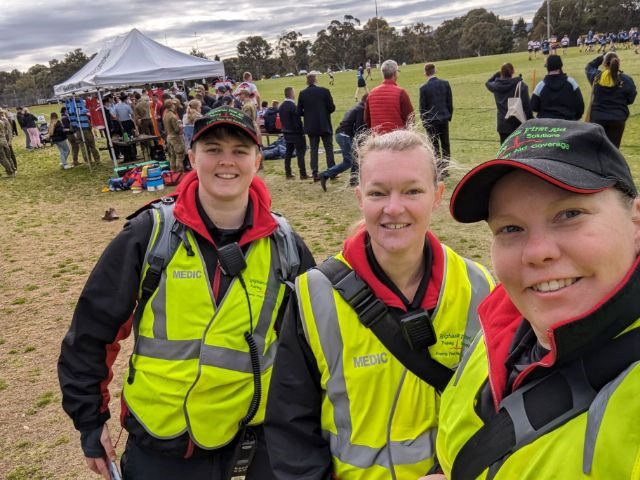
[450,158,616,223]
[191,119,259,146]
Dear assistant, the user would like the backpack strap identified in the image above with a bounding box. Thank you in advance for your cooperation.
[127,197,188,384]
[451,328,640,480]
[270,212,300,287]
[316,257,454,392]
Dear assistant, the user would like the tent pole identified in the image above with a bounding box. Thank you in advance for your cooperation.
[72,94,92,173]
[97,89,118,173]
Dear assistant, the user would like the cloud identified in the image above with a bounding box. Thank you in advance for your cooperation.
[0,0,539,71]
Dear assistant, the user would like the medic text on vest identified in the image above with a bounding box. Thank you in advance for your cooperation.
[172,270,203,279]
[353,353,389,368]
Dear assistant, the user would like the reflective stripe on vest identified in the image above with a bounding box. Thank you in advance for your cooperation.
[437,321,640,479]
[298,246,493,479]
[123,223,285,448]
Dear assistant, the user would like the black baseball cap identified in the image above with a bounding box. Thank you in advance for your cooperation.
[191,106,259,145]
[450,118,637,223]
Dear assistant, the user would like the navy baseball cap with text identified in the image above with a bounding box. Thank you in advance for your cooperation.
[450,118,637,223]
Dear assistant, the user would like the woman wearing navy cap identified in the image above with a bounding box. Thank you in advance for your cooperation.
[423,118,640,480]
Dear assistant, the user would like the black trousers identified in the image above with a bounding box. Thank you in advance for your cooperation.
[121,427,275,480]
[120,120,138,162]
[592,119,626,148]
[308,133,335,176]
[425,121,450,164]
[283,133,307,177]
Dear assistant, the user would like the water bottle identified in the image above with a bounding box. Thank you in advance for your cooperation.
[123,132,129,142]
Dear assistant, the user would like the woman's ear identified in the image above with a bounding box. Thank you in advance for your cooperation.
[188,147,196,169]
[631,197,640,254]
[254,150,263,172]
[433,181,445,211]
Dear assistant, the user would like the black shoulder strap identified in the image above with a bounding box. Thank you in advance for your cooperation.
[127,197,187,384]
[317,257,454,392]
[452,328,640,480]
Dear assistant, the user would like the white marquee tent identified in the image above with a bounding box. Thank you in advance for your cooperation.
[54,28,224,95]
[54,28,224,172]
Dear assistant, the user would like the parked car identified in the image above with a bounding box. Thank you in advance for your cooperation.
[285,73,295,77]
[271,74,281,79]
[298,69,308,76]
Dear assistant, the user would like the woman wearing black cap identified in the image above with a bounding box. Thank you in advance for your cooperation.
[586,51,637,148]
[58,106,315,480]
[422,118,640,480]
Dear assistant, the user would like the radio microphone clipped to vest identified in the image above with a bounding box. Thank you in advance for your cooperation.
[217,242,247,277]
[399,309,437,351]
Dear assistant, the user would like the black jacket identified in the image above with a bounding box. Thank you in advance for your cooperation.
[531,73,585,120]
[485,73,533,135]
[585,55,637,122]
[16,111,25,128]
[58,196,315,458]
[22,113,38,129]
[335,101,366,137]
[50,120,67,143]
[297,84,335,136]
[419,76,453,125]
[279,99,304,134]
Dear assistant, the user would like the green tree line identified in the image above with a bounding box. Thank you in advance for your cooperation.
[2,0,639,104]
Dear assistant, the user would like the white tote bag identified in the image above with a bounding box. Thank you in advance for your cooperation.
[505,81,527,124]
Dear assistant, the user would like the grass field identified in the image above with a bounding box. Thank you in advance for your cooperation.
[1,46,640,479]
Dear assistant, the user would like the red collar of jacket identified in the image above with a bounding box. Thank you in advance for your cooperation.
[172,171,277,246]
[479,255,640,410]
[342,227,444,312]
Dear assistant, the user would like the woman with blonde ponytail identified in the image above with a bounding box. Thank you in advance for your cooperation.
[586,51,637,147]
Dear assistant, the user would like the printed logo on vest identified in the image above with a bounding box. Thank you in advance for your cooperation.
[353,352,388,368]
[172,270,203,279]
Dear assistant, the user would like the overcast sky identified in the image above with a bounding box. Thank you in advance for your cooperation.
[0,0,538,72]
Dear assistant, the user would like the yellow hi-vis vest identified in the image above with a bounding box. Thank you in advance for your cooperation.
[297,247,494,480]
[437,320,640,479]
[123,205,290,449]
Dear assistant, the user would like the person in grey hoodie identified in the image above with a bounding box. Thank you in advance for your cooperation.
[485,63,533,143]
[531,55,584,120]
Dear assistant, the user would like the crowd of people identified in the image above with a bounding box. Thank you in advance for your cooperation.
[526,28,640,62]
[483,51,636,148]
[578,28,640,54]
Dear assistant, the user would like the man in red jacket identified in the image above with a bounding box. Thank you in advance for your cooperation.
[364,59,414,133]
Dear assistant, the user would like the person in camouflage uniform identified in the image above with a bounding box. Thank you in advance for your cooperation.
[0,109,16,177]
[162,100,185,172]
[0,109,17,171]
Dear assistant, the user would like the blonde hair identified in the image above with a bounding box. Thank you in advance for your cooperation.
[48,112,59,136]
[186,99,202,125]
[354,128,440,185]
[242,102,257,121]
